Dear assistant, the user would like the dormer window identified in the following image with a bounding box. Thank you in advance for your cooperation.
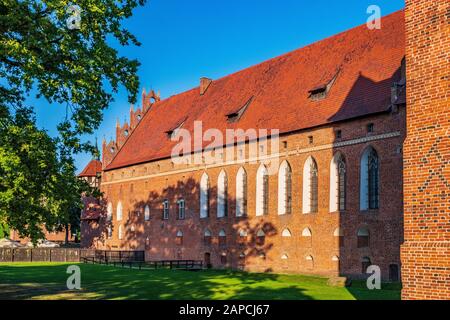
[124,130,129,137]
[308,70,339,101]
[308,85,328,100]
[226,97,253,123]
[166,118,187,139]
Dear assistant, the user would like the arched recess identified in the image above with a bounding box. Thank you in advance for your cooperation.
[330,152,346,212]
[303,156,318,214]
[117,201,123,221]
[256,164,269,216]
[278,160,292,215]
[236,167,247,217]
[200,172,210,218]
[217,170,228,218]
[360,146,379,210]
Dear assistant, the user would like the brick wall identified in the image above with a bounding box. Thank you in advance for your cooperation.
[402,0,450,299]
[89,110,405,280]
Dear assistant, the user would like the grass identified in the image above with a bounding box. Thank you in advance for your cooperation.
[0,262,401,300]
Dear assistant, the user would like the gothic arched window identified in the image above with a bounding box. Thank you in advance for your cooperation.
[144,205,150,221]
[330,152,346,212]
[303,157,318,213]
[236,167,247,217]
[217,170,228,218]
[107,202,113,221]
[360,147,379,210]
[278,161,292,215]
[200,173,210,218]
[256,164,269,216]
[117,201,123,221]
[118,225,123,240]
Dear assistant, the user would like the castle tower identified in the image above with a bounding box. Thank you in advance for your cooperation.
[402,1,450,299]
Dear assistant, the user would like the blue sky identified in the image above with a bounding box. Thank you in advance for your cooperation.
[33,0,405,173]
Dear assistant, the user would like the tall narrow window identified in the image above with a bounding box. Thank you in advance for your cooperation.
[107,202,113,221]
[256,164,269,216]
[118,225,123,240]
[177,199,185,220]
[162,199,169,220]
[217,170,228,218]
[278,161,292,215]
[117,201,123,221]
[303,157,318,213]
[144,205,150,221]
[360,147,379,210]
[338,158,346,211]
[236,167,247,217]
[330,153,346,212]
[200,173,210,218]
[368,150,379,209]
[263,173,269,214]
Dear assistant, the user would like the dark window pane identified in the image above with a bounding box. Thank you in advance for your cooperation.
[368,149,379,209]
[310,161,318,213]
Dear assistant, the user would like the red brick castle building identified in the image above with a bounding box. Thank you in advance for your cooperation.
[80,1,449,299]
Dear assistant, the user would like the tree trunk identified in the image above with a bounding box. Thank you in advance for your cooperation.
[65,224,69,245]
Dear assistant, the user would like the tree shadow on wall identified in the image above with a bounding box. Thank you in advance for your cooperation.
[327,66,405,283]
[117,177,278,271]
[80,197,112,249]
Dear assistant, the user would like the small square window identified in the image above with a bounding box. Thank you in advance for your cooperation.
[367,123,374,133]
[336,130,342,139]
[308,136,314,144]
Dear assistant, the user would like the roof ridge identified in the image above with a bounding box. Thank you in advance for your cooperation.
[104,9,405,171]
[152,10,405,105]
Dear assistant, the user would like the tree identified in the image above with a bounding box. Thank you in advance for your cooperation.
[0,107,60,241]
[0,0,145,242]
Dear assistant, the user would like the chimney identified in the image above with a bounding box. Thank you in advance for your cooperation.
[200,77,212,95]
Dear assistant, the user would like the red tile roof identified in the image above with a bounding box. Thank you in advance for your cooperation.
[106,10,405,171]
[78,159,102,177]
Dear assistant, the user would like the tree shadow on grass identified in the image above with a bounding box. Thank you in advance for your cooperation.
[0,263,315,300]
[345,280,402,300]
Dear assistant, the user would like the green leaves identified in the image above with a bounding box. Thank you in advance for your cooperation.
[0,0,144,242]
[1,0,144,143]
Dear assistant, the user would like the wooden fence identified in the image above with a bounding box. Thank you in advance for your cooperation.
[0,248,144,263]
[82,257,203,271]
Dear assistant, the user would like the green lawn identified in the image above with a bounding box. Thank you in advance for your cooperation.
[0,262,401,300]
